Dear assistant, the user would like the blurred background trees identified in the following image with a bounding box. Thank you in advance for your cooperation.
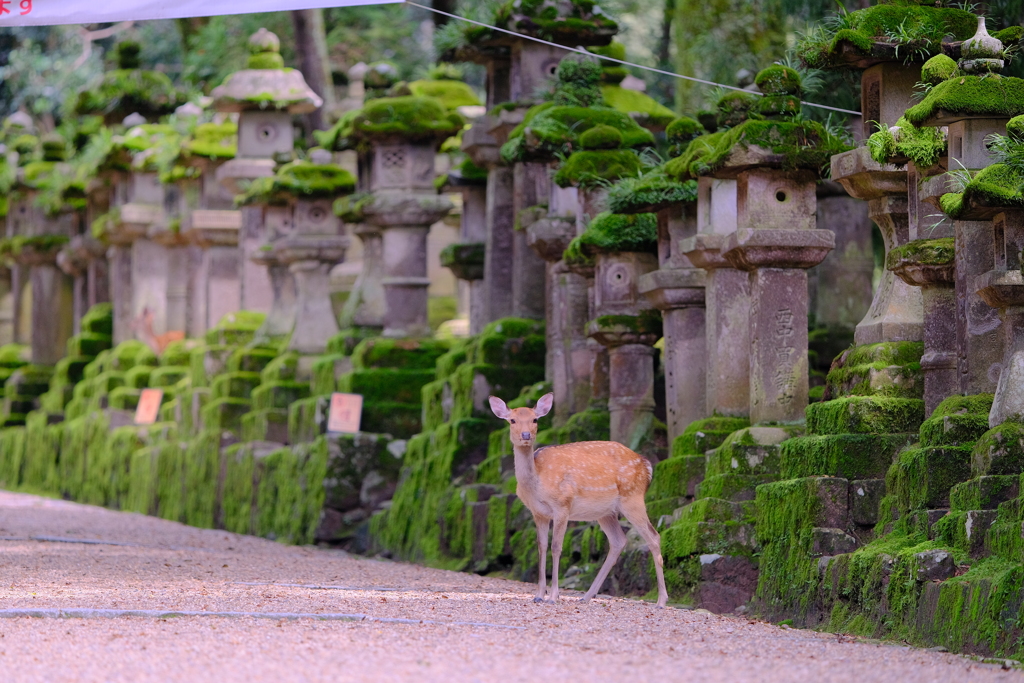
[2,0,1024,130]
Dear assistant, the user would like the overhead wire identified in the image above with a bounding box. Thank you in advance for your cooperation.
[404,0,862,116]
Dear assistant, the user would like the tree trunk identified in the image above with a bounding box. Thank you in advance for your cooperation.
[291,9,335,134]
[432,0,457,27]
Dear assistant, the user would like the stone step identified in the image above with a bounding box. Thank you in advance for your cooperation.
[781,433,913,480]
[950,475,1020,512]
[971,422,1024,478]
[806,396,924,435]
[704,426,798,478]
[697,473,776,502]
[850,479,886,526]
[825,362,922,399]
[661,497,757,560]
[647,454,705,502]
[935,509,999,558]
[889,445,973,512]
[918,394,993,448]
[671,416,751,457]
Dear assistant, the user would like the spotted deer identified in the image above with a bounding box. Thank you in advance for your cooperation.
[489,393,668,607]
[130,307,185,355]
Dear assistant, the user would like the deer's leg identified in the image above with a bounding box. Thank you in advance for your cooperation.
[546,514,570,604]
[579,514,627,603]
[620,496,669,608]
[533,513,551,603]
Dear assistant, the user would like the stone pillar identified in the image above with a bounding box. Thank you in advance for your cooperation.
[977,211,1024,427]
[681,178,749,418]
[889,248,956,417]
[832,147,923,345]
[587,251,659,445]
[527,205,584,425]
[250,252,297,338]
[344,224,385,329]
[722,169,834,424]
[512,162,549,321]
[275,236,348,354]
[17,249,74,365]
[640,203,707,442]
[183,210,243,336]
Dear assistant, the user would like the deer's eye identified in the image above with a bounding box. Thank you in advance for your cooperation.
[510,419,516,424]
[533,418,538,423]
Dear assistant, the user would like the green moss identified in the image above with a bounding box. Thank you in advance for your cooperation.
[408,79,481,110]
[807,396,925,435]
[921,54,958,85]
[579,124,623,150]
[886,237,955,270]
[782,433,913,480]
[351,337,450,371]
[941,162,1024,219]
[971,422,1024,477]
[337,369,435,405]
[247,52,285,70]
[342,96,464,147]
[672,416,750,456]
[664,118,850,180]
[551,408,610,444]
[252,381,309,411]
[200,397,251,434]
[755,66,802,95]
[919,394,993,447]
[236,160,355,205]
[501,105,655,164]
[606,166,697,214]
[796,4,977,69]
[184,122,237,160]
[905,75,1024,126]
[563,211,657,265]
[888,445,973,512]
[553,149,641,188]
[211,372,262,400]
[227,347,279,374]
[866,117,946,168]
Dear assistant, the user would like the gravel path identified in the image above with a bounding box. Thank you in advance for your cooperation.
[0,490,1019,682]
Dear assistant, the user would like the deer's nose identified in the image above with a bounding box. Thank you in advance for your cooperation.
[520,432,531,441]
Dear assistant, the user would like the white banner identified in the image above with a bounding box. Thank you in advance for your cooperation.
[0,0,399,27]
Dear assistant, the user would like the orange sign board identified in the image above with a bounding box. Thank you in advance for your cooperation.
[134,388,164,425]
[327,392,362,434]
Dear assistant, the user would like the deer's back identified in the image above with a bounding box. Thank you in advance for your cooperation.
[534,441,652,500]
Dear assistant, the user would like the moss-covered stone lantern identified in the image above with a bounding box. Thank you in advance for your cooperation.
[903,18,1024,397]
[4,132,75,363]
[72,41,184,126]
[323,94,459,337]
[438,157,488,334]
[237,158,355,352]
[669,66,847,423]
[212,29,323,314]
[159,120,243,337]
[604,117,706,442]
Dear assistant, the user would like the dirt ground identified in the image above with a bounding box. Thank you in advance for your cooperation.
[0,490,1019,682]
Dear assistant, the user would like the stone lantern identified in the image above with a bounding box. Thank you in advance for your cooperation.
[905,20,1016,396]
[678,67,841,423]
[439,162,488,334]
[236,159,355,352]
[444,3,618,326]
[5,133,77,363]
[569,212,660,446]
[340,96,459,338]
[211,28,323,315]
[170,121,245,337]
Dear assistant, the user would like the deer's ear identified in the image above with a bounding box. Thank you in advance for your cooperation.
[488,395,511,420]
[534,392,554,418]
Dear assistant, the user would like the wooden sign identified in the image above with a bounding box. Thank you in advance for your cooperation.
[134,388,164,425]
[327,392,362,434]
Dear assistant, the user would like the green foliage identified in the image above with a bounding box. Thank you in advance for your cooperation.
[73,69,183,122]
[664,118,850,180]
[553,149,641,188]
[563,211,657,265]
[866,117,946,168]
[502,105,655,163]
[796,3,978,69]
[606,166,698,214]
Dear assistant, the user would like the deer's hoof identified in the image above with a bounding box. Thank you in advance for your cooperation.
[532,596,545,603]
[577,596,591,604]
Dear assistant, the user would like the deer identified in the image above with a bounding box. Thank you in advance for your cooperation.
[130,307,185,355]
[489,392,668,608]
